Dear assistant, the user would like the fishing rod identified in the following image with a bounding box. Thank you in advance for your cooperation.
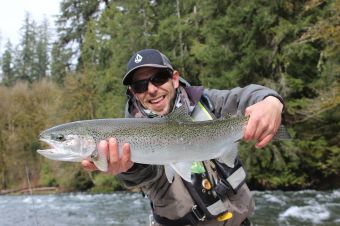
[25,165,39,226]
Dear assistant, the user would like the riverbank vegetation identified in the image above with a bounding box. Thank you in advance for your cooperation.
[0,0,339,193]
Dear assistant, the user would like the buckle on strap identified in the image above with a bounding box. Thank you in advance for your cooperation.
[192,205,206,221]
[214,179,231,199]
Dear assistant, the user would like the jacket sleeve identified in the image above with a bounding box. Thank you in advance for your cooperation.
[116,164,163,189]
[204,84,283,118]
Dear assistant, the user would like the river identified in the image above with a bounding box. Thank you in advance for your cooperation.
[0,189,339,226]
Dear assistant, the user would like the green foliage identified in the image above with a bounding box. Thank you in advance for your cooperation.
[35,18,50,80]
[91,173,123,193]
[0,80,62,189]
[1,41,14,86]
[50,42,72,85]
[67,170,94,192]
[239,141,306,190]
[60,71,98,121]
[40,162,58,187]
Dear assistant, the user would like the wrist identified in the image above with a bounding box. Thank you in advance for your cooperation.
[263,95,284,112]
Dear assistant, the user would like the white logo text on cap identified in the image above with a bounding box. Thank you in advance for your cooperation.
[134,54,143,63]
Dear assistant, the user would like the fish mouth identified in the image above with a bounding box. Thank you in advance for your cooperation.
[37,138,57,155]
[37,138,84,162]
[37,148,57,155]
[39,138,56,149]
[37,135,96,162]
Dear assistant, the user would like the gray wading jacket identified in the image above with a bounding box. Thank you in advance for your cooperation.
[117,83,283,226]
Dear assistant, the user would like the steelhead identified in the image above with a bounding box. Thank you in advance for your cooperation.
[37,105,290,182]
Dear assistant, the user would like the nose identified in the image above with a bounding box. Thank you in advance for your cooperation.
[147,81,158,94]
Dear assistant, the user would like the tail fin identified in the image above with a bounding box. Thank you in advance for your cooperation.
[274,125,291,140]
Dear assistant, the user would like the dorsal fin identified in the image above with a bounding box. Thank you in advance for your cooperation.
[165,104,192,122]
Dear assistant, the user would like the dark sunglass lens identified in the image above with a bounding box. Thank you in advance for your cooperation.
[130,80,148,93]
[130,70,172,93]
[151,72,171,86]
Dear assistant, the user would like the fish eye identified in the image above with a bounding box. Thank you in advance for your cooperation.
[57,135,65,141]
[52,134,66,141]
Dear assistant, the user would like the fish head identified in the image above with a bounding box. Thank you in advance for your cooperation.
[37,124,96,162]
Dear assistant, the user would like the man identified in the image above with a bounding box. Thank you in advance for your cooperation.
[82,49,284,226]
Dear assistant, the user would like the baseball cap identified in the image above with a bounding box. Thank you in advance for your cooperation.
[122,49,174,85]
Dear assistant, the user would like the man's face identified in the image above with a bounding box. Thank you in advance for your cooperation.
[130,67,180,116]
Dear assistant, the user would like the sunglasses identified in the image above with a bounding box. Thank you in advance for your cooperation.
[129,70,173,93]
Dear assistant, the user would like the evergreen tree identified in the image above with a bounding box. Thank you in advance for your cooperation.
[35,17,50,80]
[80,20,99,68]
[56,0,103,68]
[17,12,37,82]
[50,42,72,85]
[93,0,161,117]
[1,41,14,86]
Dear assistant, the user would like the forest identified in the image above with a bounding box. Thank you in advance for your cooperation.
[0,0,339,193]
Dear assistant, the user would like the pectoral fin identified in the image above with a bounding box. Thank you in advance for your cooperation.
[164,165,175,183]
[170,162,192,182]
[92,149,108,172]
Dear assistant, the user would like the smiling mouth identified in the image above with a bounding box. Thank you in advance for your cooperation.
[149,95,165,104]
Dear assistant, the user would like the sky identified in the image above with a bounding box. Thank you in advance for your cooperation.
[0,0,61,52]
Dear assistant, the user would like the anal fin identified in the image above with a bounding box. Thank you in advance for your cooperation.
[217,142,239,168]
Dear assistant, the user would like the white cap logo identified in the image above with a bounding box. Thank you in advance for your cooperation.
[134,54,143,63]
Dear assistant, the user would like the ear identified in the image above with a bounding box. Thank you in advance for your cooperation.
[128,86,134,94]
[172,70,180,89]
[128,87,140,100]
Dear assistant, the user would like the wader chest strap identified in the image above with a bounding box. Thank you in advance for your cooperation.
[152,205,202,226]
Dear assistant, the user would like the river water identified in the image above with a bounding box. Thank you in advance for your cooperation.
[0,190,339,226]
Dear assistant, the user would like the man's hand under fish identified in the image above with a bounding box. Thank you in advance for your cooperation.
[81,96,284,174]
[82,138,134,175]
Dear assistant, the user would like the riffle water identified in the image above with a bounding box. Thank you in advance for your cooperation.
[0,190,339,226]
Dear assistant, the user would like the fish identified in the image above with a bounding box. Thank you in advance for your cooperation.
[37,105,290,182]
